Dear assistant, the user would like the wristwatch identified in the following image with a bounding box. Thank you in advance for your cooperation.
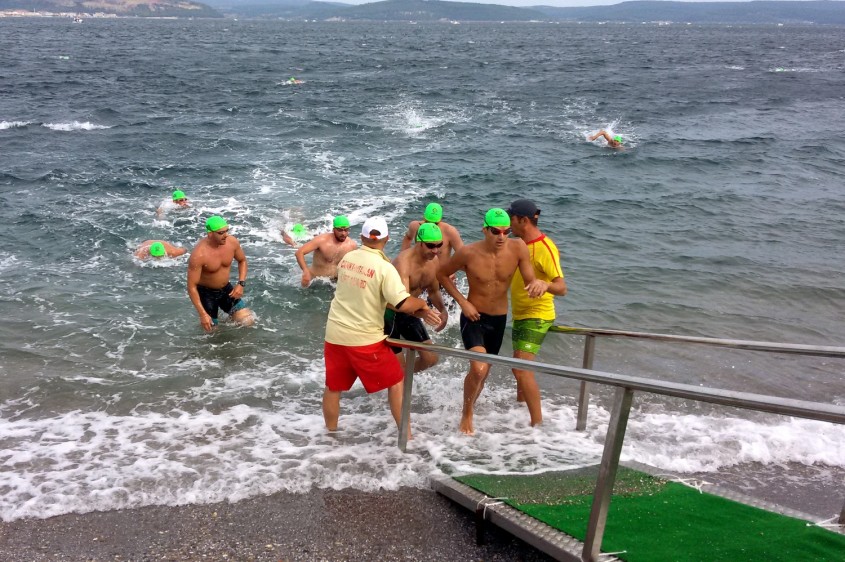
[237,280,246,287]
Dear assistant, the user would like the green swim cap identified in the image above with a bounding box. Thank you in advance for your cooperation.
[416,222,443,243]
[333,215,350,228]
[484,208,510,228]
[149,242,166,257]
[206,215,228,232]
[292,223,306,234]
[423,202,443,223]
[613,135,623,143]
[172,190,186,201]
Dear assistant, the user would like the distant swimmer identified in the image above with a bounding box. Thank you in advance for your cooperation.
[156,190,190,217]
[402,202,464,266]
[134,240,187,259]
[295,215,357,287]
[588,130,624,149]
[187,216,254,332]
[282,223,309,248]
[385,223,449,373]
[285,77,304,85]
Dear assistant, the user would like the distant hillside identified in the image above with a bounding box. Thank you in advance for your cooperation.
[0,0,223,17]
[533,1,845,25]
[212,0,545,21]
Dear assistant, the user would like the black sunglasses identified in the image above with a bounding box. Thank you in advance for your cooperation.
[423,242,443,249]
[487,227,511,236]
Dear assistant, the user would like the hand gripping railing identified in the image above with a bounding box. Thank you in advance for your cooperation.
[386,337,845,562]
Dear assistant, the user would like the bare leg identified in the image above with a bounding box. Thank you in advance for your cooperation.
[231,308,255,326]
[387,380,411,440]
[322,388,341,430]
[512,349,542,426]
[460,349,491,435]
[415,341,439,372]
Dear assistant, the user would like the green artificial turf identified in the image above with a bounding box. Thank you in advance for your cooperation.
[456,469,845,562]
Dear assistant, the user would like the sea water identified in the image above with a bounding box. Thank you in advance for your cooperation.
[1,19,844,522]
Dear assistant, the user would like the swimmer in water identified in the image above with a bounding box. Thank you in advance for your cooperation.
[295,215,358,287]
[156,190,190,217]
[134,240,187,259]
[282,223,309,248]
[588,130,624,149]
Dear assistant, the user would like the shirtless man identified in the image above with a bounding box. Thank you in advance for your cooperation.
[588,129,624,149]
[187,216,254,333]
[401,202,464,266]
[295,215,357,287]
[134,240,187,259]
[437,208,548,435]
[385,222,449,372]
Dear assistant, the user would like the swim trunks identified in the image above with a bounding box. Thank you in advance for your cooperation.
[512,318,555,355]
[324,340,404,393]
[460,313,507,355]
[384,309,430,354]
[197,283,247,321]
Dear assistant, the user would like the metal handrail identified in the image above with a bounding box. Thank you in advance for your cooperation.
[387,336,845,562]
[549,325,845,358]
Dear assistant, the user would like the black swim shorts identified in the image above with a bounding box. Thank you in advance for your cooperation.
[384,309,430,354]
[459,313,507,355]
[197,283,247,321]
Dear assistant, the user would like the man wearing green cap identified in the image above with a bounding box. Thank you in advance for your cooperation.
[187,215,254,332]
[155,190,191,217]
[401,202,464,267]
[588,129,624,149]
[134,240,187,259]
[385,222,449,372]
[438,208,548,435]
[294,215,357,287]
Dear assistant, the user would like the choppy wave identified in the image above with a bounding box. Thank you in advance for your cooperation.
[41,121,110,131]
[0,121,32,130]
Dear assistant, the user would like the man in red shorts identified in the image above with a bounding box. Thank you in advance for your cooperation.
[323,216,440,434]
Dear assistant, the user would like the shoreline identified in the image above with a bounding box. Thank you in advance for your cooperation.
[0,487,554,561]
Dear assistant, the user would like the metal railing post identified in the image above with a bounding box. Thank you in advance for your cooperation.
[576,334,596,431]
[839,498,845,525]
[398,348,416,452]
[582,386,634,562]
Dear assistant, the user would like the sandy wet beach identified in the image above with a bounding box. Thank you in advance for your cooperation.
[0,487,554,561]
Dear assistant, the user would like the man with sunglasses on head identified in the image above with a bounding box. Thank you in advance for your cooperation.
[324,217,440,435]
[294,215,358,287]
[437,208,548,435]
[187,215,254,333]
[401,202,464,266]
[507,199,567,427]
[385,223,449,373]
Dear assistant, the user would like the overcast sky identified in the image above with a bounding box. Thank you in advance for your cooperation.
[339,0,832,7]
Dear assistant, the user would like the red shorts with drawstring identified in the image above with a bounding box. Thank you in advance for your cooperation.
[324,340,404,393]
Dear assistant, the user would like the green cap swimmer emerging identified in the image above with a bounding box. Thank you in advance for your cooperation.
[483,208,511,228]
[613,135,623,144]
[206,215,228,232]
[416,222,443,243]
[423,203,443,223]
[149,242,166,257]
[172,190,186,201]
[333,215,350,229]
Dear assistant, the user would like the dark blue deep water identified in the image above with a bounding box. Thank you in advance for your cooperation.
[1,19,843,521]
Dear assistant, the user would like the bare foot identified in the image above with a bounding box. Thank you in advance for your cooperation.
[459,415,475,435]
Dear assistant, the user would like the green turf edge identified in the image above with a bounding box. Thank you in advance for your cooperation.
[456,473,845,562]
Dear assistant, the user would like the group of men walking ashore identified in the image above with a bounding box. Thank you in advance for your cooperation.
[142,193,566,436]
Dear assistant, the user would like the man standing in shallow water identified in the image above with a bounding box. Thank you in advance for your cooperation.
[437,208,547,435]
[295,215,358,287]
[507,199,567,427]
[323,217,439,435]
[187,216,254,332]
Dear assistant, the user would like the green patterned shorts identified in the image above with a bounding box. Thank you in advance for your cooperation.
[511,318,554,355]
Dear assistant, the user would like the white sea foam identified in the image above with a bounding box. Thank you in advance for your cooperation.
[42,121,110,131]
[2,356,842,522]
[0,120,31,130]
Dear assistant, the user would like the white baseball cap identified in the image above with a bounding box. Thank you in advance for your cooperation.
[361,216,389,240]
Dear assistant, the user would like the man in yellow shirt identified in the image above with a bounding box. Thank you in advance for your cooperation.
[508,199,567,427]
[323,216,440,434]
